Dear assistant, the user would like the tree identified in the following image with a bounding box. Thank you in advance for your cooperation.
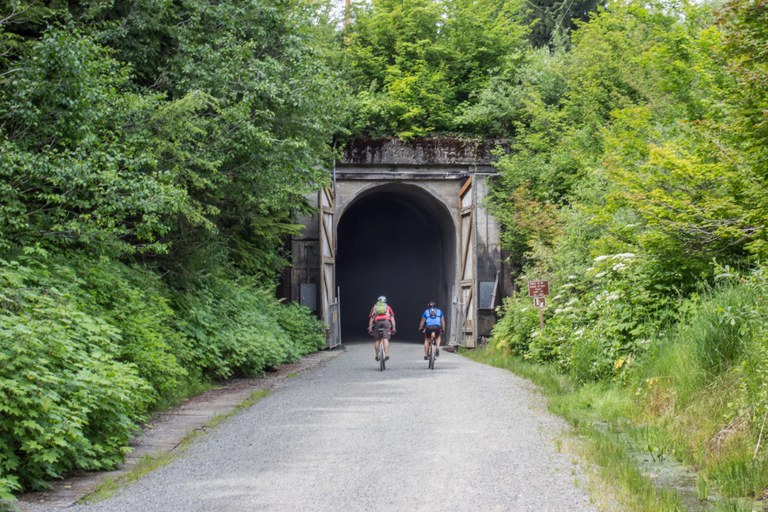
[342,0,527,138]
[0,0,346,278]
[713,0,768,257]
[523,0,605,49]
[0,29,184,256]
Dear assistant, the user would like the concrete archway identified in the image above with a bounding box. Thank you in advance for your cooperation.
[336,183,456,341]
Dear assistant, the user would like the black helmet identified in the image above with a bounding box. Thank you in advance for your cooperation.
[427,301,436,308]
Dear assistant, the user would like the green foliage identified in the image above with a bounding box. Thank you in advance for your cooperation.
[716,0,768,170]
[712,0,768,259]
[603,106,756,262]
[174,277,325,380]
[490,296,541,356]
[274,301,327,355]
[489,0,767,385]
[1,0,345,278]
[0,29,185,256]
[0,258,152,492]
[0,252,327,498]
[134,0,343,277]
[63,257,191,407]
[495,253,680,382]
[343,0,528,138]
[523,0,605,49]
[456,48,566,137]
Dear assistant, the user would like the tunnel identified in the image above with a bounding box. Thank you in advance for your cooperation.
[336,183,456,342]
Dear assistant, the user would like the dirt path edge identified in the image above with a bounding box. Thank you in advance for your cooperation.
[15,348,344,511]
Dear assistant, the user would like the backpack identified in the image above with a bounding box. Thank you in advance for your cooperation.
[429,307,437,318]
[374,301,388,316]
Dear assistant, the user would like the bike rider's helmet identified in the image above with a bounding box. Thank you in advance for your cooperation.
[378,295,387,303]
[427,301,437,308]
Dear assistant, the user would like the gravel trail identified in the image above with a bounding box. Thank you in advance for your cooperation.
[62,340,597,512]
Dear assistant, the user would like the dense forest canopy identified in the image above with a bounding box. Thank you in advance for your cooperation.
[1,0,767,506]
[1,0,343,276]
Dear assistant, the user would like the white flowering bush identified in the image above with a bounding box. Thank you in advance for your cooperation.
[519,253,679,382]
[490,295,540,355]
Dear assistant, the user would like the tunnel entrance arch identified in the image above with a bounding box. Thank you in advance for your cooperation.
[336,183,456,341]
[287,137,507,348]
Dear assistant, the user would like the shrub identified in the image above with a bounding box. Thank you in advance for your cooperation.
[59,256,190,407]
[274,301,327,355]
[0,255,328,497]
[489,295,540,356]
[495,253,682,382]
[0,259,152,492]
[174,276,326,380]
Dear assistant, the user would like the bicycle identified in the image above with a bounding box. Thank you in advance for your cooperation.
[426,330,437,370]
[372,325,393,371]
[377,326,386,371]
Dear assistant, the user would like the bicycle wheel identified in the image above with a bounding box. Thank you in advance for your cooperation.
[379,342,386,371]
[428,343,435,370]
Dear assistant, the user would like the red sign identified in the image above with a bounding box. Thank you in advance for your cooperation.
[528,280,549,297]
[533,296,546,308]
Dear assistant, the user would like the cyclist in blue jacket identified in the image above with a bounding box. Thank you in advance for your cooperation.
[418,301,445,360]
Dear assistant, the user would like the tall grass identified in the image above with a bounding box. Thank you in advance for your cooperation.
[472,267,768,509]
[465,347,687,511]
[634,276,768,498]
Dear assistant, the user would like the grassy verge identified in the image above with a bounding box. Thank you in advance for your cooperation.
[462,347,762,512]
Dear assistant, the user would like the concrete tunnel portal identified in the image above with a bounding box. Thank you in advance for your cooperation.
[336,184,456,342]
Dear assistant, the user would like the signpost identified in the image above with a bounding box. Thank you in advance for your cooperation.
[528,280,549,297]
[528,280,549,329]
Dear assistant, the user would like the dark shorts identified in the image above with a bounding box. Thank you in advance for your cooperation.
[424,325,442,338]
[374,319,392,341]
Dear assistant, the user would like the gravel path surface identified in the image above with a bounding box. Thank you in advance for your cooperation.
[57,341,597,512]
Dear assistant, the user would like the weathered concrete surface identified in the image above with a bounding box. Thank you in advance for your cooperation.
[14,349,343,511]
[343,136,507,166]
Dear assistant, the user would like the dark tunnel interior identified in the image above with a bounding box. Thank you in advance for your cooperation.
[336,185,455,343]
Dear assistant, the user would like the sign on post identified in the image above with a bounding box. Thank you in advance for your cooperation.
[528,280,549,297]
[527,280,549,329]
